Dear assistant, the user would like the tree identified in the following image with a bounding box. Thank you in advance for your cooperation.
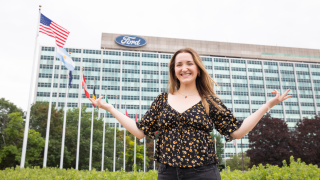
[0,112,44,169]
[291,115,320,167]
[0,98,24,148]
[226,153,250,171]
[210,133,224,163]
[121,132,146,171]
[29,102,64,168]
[246,113,291,168]
[0,100,150,170]
[28,102,141,171]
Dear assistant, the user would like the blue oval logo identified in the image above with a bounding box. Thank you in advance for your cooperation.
[115,35,147,47]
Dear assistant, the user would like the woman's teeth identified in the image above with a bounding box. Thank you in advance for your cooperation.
[181,74,191,77]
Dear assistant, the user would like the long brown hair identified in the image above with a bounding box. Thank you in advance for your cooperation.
[167,47,225,115]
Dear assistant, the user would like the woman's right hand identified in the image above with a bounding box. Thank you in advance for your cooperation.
[88,96,114,112]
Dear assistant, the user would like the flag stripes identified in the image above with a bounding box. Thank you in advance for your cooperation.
[39,14,70,47]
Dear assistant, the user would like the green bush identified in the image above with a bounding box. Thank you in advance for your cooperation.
[0,167,158,180]
[1,156,319,179]
[221,156,320,180]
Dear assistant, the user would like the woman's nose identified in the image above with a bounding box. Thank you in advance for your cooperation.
[181,65,188,72]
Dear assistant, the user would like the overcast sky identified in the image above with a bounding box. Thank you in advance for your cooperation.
[1,0,319,112]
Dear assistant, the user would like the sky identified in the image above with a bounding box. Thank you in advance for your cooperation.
[0,0,319,112]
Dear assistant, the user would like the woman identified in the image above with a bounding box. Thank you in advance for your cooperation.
[89,47,292,180]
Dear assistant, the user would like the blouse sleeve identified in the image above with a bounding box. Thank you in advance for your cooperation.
[136,93,163,139]
[209,97,242,142]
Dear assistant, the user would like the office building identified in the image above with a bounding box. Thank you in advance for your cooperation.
[35,33,320,157]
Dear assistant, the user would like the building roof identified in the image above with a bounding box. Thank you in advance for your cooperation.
[101,33,320,63]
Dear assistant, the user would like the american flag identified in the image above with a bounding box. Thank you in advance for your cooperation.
[39,14,70,47]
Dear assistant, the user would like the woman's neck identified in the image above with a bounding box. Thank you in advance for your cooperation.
[177,82,198,95]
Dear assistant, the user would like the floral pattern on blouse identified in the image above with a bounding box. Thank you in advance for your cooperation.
[136,92,242,168]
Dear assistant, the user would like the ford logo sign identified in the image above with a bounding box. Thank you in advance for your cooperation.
[115,35,147,47]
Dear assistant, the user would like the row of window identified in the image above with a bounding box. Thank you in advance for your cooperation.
[248,68,263,72]
[65,48,81,53]
[249,76,263,80]
[103,59,120,64]
[142,70,159,75]
[232,67,246,72]
[233,83,248,88]
[142,53,158,58]
[281,70,294,74]
[83,58,101,63]
[42,47,54,51]
[296,71,310,75]
[214,66,229,71]
[122,69,139,74]
[250,92,265,96]
[84,49,101,54]
[57,102,78,107]
[37,92,83,98]
[225,144,249,148]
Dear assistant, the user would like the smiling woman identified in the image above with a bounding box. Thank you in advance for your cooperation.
[89,47,292,180]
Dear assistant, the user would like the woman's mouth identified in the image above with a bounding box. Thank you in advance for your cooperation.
[181,73,191,77]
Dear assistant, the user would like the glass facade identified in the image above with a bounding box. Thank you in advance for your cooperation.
[36,46,320,157]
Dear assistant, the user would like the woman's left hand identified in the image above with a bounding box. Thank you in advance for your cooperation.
[266,89,292,108]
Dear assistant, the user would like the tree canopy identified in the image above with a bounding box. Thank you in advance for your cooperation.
[247,113,320,168]
[246,113,291,167]
[290,115,320,167]
[0,100,149,171]
[0,98,44,169]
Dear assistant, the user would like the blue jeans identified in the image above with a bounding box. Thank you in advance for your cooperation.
[157,163,221,180]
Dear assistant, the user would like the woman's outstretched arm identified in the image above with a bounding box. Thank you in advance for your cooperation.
[230,89,292,139]
[89,97,146,139]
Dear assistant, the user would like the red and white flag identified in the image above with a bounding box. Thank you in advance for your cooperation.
[135,112,137,122]
[82,73,90,98]
[39,14,70,47]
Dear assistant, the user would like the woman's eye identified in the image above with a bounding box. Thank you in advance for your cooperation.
[176,64,181,67]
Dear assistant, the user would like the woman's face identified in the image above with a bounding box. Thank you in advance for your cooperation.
[174,52,199,85]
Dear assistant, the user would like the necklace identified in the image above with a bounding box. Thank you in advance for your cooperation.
[177,91,198,98]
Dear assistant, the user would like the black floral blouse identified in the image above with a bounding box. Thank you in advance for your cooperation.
[136,92,242,168]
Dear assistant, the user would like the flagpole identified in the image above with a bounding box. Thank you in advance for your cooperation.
[101,88,107,171]
[60,69,70,169]
[43,45,57,168]
[20,5,41,168]
[144,137,146,172]
[233,140,235,157]
[153,139,155,170]
[76,68,83,170]
[214,130,217,154]
[89,79,95,170]
[224,136,226,173]
[134,107,137,167]
[113,95,117,172]
[235,139,238,155]
[241,138,244,172]
[123,102,127,171]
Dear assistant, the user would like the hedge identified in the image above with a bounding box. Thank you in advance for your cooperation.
[1,157,319,180]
